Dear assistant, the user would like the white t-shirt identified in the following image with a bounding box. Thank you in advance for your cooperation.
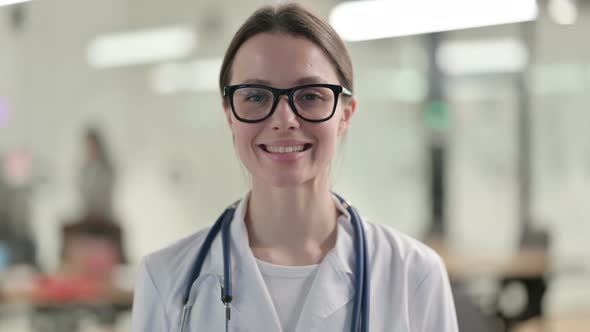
[256,258,319,332]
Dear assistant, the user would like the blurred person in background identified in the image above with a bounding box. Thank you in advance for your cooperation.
[0,150,39,322]
[131,3,457,332]
[0,138,129,331]
[79,126,116,220]
[0,150,37,271]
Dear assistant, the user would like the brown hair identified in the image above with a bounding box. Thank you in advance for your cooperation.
[219,3,353,97]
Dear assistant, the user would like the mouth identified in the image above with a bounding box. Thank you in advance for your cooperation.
[258,143,313,154]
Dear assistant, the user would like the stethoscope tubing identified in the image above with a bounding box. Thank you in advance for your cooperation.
[334,193,370,332]
[179,195,369,332]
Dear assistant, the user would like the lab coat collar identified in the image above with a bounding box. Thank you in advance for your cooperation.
[202,192,357,331]
[297,195,355,330]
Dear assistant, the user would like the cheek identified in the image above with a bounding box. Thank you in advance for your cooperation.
[231,125,258,156]
[314,123,341,156]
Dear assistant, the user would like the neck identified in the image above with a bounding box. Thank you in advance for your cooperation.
[245,182,339,266]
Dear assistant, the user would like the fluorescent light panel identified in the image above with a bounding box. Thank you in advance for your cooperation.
[437,39,528,75]
[330,0,538,41]
[548,0,578,25]
[0,0,31,6]
[87,25,196,68]
[150,58,223,94]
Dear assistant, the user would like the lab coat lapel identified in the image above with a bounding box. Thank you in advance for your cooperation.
[227,196,283,332]
[211,194,357,331]
[296,216,356,331]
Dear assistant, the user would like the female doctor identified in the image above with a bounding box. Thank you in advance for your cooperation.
[131,3,458,332]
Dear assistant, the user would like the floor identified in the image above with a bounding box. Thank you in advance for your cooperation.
[0,305,131,332]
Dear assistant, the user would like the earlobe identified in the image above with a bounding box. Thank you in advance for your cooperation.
[338,98,357,136]
[347,98,357,120]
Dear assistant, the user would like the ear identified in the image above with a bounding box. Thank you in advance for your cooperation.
[338,97,357,136]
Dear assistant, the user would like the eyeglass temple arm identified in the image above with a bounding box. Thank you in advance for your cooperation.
[342,87,353,97]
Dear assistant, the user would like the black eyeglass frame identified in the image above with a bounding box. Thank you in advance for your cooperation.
[223,83,353,123]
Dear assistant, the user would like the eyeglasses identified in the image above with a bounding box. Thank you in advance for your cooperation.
[223,83,353,123]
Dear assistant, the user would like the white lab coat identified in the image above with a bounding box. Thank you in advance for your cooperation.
[131,195,458,331]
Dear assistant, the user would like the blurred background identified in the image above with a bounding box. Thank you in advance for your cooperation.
[0,0,589,331]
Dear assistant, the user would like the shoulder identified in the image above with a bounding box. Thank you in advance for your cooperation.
[143,227,211,271]
[363,223,458,329]
[139,226,213,305]
[364,220,440,265]
[363,221,446,288]
[132,227,216,330]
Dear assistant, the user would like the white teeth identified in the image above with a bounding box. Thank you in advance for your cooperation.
[266,144,306,153]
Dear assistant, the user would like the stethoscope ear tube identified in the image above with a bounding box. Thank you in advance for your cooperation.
[183,207,232,304]
[353,205,370,332]
[349,202,369,332]
[221,215,233,301]
[179,206,236,332]
[332,193,370,332]
[221,204,234,329]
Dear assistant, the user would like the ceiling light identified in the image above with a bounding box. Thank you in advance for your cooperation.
[548,0,578,25]
[0,0,32,7]
[437,39,528,75]
[150,57,223,95]
[330,0,538,41]
[87,25,196,68]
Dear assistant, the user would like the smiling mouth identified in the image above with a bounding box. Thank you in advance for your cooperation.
[259,144,313,154]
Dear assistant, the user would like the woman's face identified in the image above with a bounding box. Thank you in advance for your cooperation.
[225,33,355,188]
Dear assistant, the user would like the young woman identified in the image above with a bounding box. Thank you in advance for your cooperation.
[131,3,458,332]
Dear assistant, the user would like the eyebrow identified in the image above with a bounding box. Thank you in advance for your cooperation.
[239,76,326,86]
[294,76,325,85]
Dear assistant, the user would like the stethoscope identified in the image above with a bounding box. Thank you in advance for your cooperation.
[178,193,370,332]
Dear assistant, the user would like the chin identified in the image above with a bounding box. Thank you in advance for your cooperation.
[266,171,329,189]
[249,164,329,189]
[267,175,308,188]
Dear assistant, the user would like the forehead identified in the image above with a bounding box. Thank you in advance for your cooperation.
[230,33,340,87]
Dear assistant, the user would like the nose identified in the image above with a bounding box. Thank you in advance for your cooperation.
[268,95,300,131]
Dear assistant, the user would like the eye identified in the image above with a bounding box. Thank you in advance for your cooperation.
[300,93,323,101]
[237,88,271,104]
[247,94,267,103]
[295,87,331,104]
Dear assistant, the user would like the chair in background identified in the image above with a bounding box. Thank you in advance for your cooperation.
[495,228,551,332]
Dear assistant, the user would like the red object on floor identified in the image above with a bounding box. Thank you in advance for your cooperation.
[32,275,104,302]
